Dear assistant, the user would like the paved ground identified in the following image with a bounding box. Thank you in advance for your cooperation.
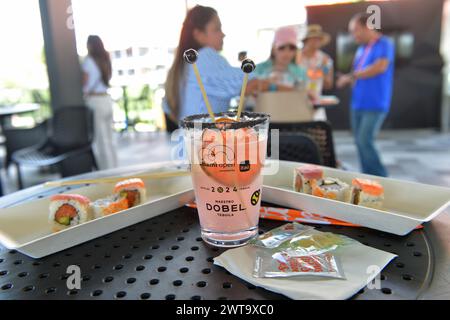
[2,129,450,195]
[334,130,450,186]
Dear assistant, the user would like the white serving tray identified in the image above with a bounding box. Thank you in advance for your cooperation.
[262,160,450,235]
[3,159,450,258]
[0,175,194,258]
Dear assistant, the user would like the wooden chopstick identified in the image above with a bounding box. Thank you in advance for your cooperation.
[44,170,191,188]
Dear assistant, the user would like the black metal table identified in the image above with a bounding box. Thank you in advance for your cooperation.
[0,162,447,300]
[0,103,40,130]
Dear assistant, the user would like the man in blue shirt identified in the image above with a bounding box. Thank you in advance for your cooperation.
[337,13,395,177]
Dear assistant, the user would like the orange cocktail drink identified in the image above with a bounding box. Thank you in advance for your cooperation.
[182,112,269,247]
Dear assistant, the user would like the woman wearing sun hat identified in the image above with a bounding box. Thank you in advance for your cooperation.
[254,26,307,91]
[297,24,334,120]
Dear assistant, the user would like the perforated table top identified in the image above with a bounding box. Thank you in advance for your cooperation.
[0,204,433,300]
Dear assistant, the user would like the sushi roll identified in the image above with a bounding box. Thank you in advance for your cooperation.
[311,178,352,203]
[114,178,146,207]
[352,178,384,209]
[293,165,324,194]
[49,194,92,232]
[92,195,129,219]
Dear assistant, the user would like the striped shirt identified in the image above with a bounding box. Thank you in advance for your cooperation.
[163,47,253,121]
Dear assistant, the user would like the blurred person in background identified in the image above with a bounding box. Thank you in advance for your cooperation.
[238,51,247,62]
[82,35,117,170]
[337,13,395,177]
[163,5,267,132]
[297,24,334,120]
[254,26,307,91]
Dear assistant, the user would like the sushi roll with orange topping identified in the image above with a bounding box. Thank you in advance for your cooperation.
[92,195,129,218]
[293,165,324,194]
[311,178,352,203]
[113,178,146,207]
[352,178,384,209]
[49,194,92,232]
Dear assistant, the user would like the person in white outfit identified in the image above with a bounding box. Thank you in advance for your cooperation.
[82,35,118,170]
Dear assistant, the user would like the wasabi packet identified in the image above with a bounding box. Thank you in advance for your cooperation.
[277,229,357,255]
[249,222,314,249]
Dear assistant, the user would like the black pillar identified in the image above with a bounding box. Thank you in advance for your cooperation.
[39,0,84,111]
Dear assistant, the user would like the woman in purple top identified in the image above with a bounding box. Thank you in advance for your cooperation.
[337,13,395,177]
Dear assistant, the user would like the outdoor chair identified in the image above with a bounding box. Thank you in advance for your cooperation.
[2,120,48,170]
[12,106,97,189]
[268,132,322,165]
[269,121,337,168]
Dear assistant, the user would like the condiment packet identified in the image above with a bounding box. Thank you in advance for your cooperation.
[277,229,357,255]
[249,222,313,248]
[253,249,345,279]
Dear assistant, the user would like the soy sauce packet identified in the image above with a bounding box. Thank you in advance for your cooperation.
[253,249,345,279]
[251,223,354,279]
[249,222,314,249]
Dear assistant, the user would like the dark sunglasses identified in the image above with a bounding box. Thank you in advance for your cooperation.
[277,44,297,51]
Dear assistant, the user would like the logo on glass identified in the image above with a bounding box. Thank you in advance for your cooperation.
[251,189,261,206]
[239,160,250,172]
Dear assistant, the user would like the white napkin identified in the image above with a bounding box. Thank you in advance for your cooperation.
[214,242,397,300]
